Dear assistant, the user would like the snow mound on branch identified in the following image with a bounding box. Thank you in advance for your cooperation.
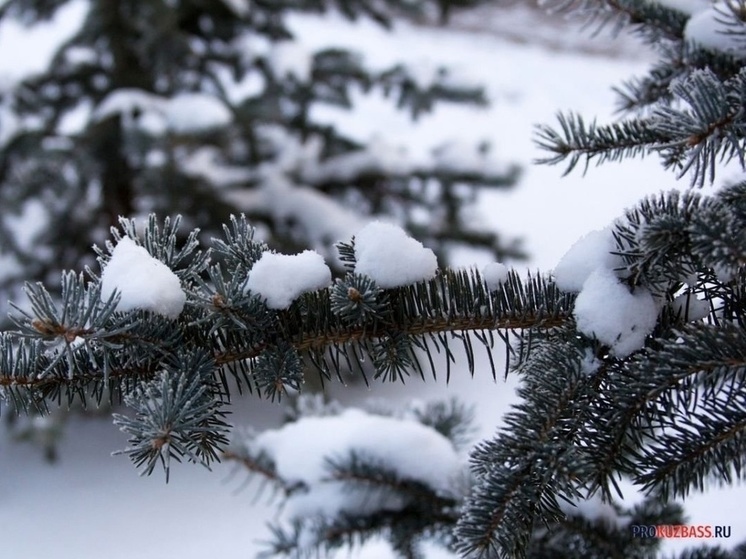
[684,5,746,58]
[482,262,510,290]
[432,140,507,177]
[245,250,331,309]
[94,89,230,133]
[672,292,710,322]
[554,226,658,357]
[354,222,437,288]
[302,135,414,183]
[553,227,623,292]
[404,58,443,90]
[100,237,185,319]
[559,492,628,529]
[270,41,313,81]
[574,268,658,358]
[94,89,161,127]
[220,0,249,17]
[252,408,463,519]
[180,147,253,186]
[164,93,232,133]
[653,0,710,16]
[258,171,362,250]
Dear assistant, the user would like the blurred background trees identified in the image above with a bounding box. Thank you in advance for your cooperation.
[0,0,522,327]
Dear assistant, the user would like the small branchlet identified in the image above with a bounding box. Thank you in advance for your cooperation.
[112,350,229,481]
[253,342,303,402]
[371,332,415,383]
[330,273,388,324]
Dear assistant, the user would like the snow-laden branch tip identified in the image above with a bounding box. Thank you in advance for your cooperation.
[94,89,231,134]
[245,250,332,310]
[354,221,438,288]
[684,4,746,59]
[100,237,185,319]
[248,408,463,518]
[653,0,711,17]
[554,227,657,357]
[553,227,624,293]
[573,268,658,358]
[482,262,510,291]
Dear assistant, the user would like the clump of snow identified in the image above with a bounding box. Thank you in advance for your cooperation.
[93,89,165,132]
[672,292,710,322]
[220,0,249,16]
[301,134,414,183]
[146,150,167,167]
[482,262,510,290]
[6,198,49,254]
[164,93,231,133]
[354,221,438,288]
[213,63,264,105]
[559,492,628,529]
[432,140,506,177]
[653,0,711,16]
[245,250,332,309]
[57,100,92,135]
[100,237,185,319]
[553,227,624,292]
[0,0,88,85]
[574,268,658,358]
[579,348,601,377]
[554,224,660,357]
[684,5,746,58]
[180,147,253,187]
[64,46,97,66]
[94,89,230,134]
[404,58,443,90]
[251,408,463,519]
[225,169,362,256]
[270,41,314,82]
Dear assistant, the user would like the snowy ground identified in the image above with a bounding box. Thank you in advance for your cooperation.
[2,3,746,558]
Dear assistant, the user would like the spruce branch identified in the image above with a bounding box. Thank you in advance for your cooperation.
[635,407,746,499]
[614,42,745,114]
[534,112,661,176]
[538,68,746,186]
[222,442,296,501]
[650,68,746,186]
[620,323,746,497]
[324,450,461,516]
[456,330,609,558]
[112,349,230,480]
[2,177,743,557]
[0,216,571,439]
[229,400,468,559]
[539,0,690,43]
[675,546,745,559]
[527,496,678,559]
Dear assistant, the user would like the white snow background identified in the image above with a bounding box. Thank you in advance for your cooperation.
[1,2,745,558]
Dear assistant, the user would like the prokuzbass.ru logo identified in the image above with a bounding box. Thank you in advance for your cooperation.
[632,525,732,539]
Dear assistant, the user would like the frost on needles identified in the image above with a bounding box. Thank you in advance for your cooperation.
[3,178,746,558]
[4,1,746,558]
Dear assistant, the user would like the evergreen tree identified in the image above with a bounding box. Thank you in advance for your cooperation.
[4,1,746,558]
[0,0,520,323]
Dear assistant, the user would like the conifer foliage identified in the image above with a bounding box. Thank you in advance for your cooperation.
[4,1,746,558]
